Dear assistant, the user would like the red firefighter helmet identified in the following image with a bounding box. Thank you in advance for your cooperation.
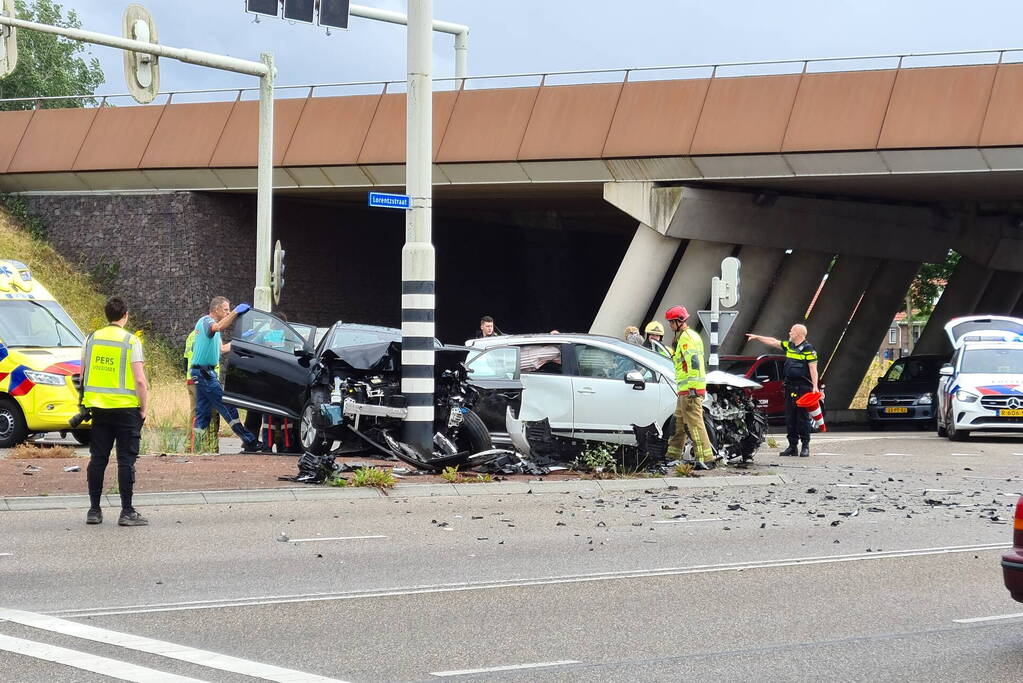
[664,305,689,322]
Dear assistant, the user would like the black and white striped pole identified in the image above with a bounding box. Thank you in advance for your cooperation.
[709,257,741,372]
[401,0,435,455]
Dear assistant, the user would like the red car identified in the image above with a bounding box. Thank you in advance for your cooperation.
[1003,496,1023,602]
[720,355,787,423]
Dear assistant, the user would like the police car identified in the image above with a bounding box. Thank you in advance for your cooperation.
[936,315,1023,441]
[0,260,89,447]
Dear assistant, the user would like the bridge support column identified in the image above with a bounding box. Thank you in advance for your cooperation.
[974,271,1023,316]
[915,258,993,354]
[742,250,832,354]
[823,260,920,409]
[589,223,680,336]
[804,256,879,367]
[654,240,735,333]
[718,246,785,355]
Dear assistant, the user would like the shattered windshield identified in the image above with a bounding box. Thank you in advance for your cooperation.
[0,300,84,347]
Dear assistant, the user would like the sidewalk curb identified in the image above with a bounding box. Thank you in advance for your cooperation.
[0,474,787,511]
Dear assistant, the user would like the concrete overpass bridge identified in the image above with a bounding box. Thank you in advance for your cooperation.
[5,48,1023,407]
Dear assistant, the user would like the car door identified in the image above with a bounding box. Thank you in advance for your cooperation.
[515,343,575,439]
[752,359,785,418]
[223,310,311,419]
[568,342,661,444]
[465,346,523,439]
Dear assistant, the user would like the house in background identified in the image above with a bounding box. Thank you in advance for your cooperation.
[877,311,923,361]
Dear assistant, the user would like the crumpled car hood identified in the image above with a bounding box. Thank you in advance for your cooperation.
[704,370,762,390]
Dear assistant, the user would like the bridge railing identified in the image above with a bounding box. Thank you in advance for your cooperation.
[2,46,1023,109]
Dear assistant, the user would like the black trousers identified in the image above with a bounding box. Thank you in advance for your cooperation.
[87,408,142,510]
[784,380,812,447]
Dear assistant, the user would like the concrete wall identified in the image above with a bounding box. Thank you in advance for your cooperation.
[24,192,629,345]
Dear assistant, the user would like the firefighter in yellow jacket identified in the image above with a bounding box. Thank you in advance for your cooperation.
[81,297,148,526]
[664,305,716,470]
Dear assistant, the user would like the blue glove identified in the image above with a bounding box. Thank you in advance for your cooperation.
[234,303,251,316]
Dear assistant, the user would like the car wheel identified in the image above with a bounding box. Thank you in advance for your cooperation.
[300,401,331,455]
[936,414,948,437]
[71,429,91,446]
[444,409,492,454]
[947,416,969,441]
[0,398,28,449]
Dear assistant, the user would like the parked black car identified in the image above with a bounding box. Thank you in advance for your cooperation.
[222,310,502,465]
[867,353,948,429]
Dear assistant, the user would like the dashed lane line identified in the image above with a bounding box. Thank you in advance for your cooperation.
[47,543,1007,619]
[0,633,205,683]
[285,535,387,543]
[953,612,1023,624]
[0,608,345,682]
[430,660,581,677]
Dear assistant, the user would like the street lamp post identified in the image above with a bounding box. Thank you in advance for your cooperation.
[401,0,435,455]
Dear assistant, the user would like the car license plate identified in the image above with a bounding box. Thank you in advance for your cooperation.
[999,409,1023,417]
[884,407,909,414]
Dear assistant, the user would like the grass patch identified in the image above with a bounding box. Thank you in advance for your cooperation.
[10,444,77,459]
[349,467,397,490]
[439,466,492,483]
[327,476,348,487]
[766,436,778,449]
[674,462,697,477]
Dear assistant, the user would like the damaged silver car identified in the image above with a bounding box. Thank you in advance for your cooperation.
[465,333,767,464]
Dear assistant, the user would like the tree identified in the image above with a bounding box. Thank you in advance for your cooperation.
[0,0,105,110]
[910,250,960,318]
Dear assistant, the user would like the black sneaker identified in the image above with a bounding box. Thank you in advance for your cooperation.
[86,508,102,525]
[241,440,265,454]
[118,509,148,526]
[780,446,796,457]
[800,444,810,458]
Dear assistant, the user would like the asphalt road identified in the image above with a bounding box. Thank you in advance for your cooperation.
[2,429,1023,681]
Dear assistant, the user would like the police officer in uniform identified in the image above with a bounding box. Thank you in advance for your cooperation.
[746,324,819,457]
[81,297,148,526]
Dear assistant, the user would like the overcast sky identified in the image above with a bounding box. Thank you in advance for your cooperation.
[55,0,1023,98]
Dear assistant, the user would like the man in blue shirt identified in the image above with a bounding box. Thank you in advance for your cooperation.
[191,296,262,453]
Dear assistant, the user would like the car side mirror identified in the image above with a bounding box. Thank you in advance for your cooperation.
[625,370,646,390]
[294,345,314,366]
[939,365,953,377]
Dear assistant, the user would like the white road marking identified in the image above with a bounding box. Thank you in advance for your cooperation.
[50,542,1007,619]
[963,476,1022,482]
[653,518,732,524]
[430,660,581,677]
[922,489,961,493]
[0,633,204,682]
[836,484,870,488]
[953,612,1023,624]
[0,608,345,682]
[882,453,913,457]
[285,535,387,544]
[950,453,980,456]
[815,452,842,456]
[0,553,12,557]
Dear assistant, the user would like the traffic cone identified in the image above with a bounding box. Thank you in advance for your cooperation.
[796,391,827,432]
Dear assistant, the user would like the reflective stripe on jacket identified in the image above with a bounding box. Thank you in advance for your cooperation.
[82,325,140,409]
[672,327,706,391]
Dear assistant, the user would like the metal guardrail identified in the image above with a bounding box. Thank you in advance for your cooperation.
[2,46,1022,109]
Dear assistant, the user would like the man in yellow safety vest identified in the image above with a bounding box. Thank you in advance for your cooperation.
[664,305,716,470]
[81,297,149,526]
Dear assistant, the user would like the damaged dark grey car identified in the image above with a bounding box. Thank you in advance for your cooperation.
[222,310,520,469]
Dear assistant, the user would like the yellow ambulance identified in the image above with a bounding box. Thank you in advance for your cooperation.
[0,259,90,447]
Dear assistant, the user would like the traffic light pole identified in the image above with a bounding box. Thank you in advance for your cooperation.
[401,0,436,455]
[0,12,275,312]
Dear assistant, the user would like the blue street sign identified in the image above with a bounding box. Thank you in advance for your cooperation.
[368,192,411,210]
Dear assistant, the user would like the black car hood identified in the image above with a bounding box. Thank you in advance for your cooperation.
[322,341,468,376]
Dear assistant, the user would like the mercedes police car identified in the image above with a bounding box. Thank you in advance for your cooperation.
[936,315,1023,441]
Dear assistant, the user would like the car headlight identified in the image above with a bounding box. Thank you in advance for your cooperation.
[918,393,933,405]
[868,393,878,406]
[24,370,67,386]
[955,390,979,403]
